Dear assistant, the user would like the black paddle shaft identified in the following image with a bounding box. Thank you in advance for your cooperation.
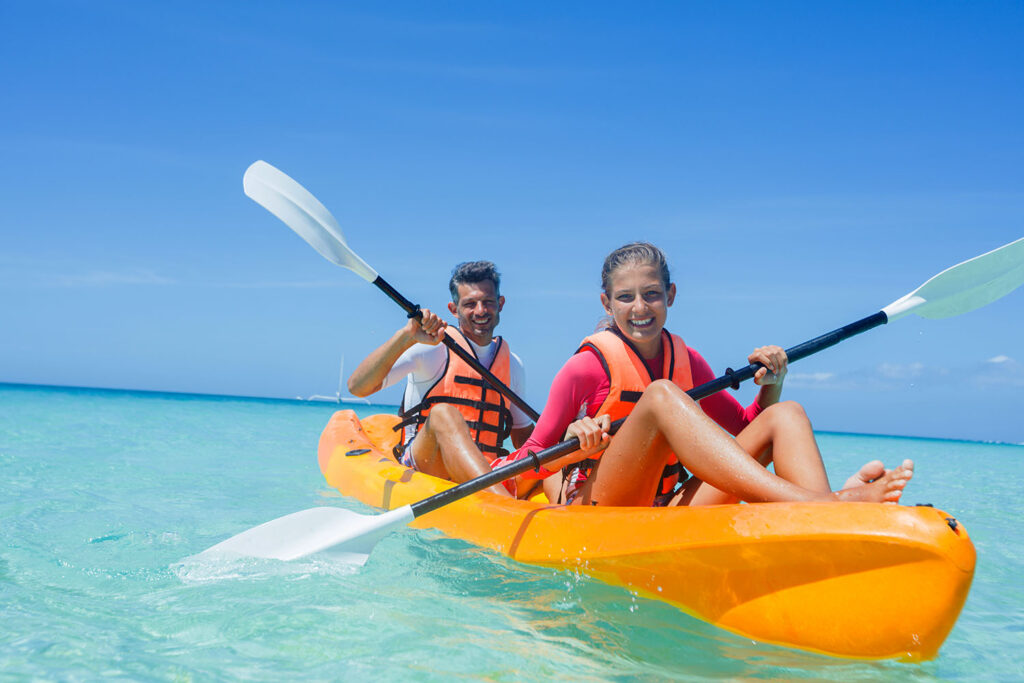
[691,311,889,398]
[372,275,541,422]
[410,310,889,518]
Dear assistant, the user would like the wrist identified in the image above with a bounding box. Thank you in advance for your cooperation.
[398,323,420,345]
[757,385,782,406]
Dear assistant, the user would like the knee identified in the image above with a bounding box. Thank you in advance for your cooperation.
[644,379,697,408]
[762,400,809,424]
[427,404,467,430]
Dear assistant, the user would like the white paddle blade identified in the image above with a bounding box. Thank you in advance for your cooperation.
[243,161,378,282]
[198,505,414,563]
[883,237,1024,321]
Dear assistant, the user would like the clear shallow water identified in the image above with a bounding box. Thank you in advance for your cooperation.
[2,383,1021,681]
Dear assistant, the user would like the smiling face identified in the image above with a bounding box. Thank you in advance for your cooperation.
[600,262,676,358]
[448,280,504,345]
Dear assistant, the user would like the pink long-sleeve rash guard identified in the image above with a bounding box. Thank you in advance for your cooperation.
[510,344,764,476]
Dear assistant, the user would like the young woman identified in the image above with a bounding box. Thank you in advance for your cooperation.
[499,242,913,506]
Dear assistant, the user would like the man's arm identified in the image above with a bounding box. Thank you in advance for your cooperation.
[347,309,445,397]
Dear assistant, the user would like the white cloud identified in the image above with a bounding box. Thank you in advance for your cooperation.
[789,356,1024,391]
[786,371,835,386]
[973,355,1024,388]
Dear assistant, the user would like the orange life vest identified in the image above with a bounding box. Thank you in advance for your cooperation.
[571,328,694,497]
[393,327,515,459]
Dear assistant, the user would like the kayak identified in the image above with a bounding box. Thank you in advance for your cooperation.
[318,410,975,661]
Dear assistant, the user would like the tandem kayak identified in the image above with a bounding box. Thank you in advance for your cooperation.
[318,410,975,661]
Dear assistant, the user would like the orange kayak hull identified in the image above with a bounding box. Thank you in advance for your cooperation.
[319,410,975,660]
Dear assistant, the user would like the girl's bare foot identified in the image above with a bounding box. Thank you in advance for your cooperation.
[835,460,914,503]
[843,460,886,489]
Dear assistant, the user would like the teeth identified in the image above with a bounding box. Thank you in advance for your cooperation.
[631,318,654,328]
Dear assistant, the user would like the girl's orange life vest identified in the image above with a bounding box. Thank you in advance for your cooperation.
[393,327,515,458]
[571,328,694,496]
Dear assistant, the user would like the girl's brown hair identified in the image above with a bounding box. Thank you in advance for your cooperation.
[600,242,671,294]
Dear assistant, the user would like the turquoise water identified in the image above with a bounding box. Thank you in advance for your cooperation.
[2,383,1022,681]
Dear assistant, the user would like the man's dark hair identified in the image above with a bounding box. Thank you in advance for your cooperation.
[449,261,501,303]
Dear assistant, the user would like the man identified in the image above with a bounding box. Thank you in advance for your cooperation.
[347,261,533,497]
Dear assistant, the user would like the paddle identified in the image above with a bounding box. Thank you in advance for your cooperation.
[199,233,1023,563]
[693,235,1024,397]
[243,160,540,422]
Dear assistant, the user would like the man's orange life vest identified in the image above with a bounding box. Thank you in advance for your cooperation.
[570,328,693,497]
[393,327,514,458]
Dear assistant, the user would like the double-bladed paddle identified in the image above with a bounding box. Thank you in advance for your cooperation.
[199,235,1023,563]
[243,160,540,422]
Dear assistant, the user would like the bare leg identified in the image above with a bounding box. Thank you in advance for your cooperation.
[410,404,511,497]
[743,414,891,494]
[577,380,913,506]
[682,401,831,506]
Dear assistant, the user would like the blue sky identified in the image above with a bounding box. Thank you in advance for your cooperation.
[2,1,1022,443]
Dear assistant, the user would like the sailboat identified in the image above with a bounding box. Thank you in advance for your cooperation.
[303,355,371,404]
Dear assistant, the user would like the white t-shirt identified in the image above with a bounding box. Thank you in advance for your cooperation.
[381,337,530,445]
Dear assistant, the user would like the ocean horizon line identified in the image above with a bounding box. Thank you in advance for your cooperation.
[3,380,1022,448]
[0,380,390,409]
